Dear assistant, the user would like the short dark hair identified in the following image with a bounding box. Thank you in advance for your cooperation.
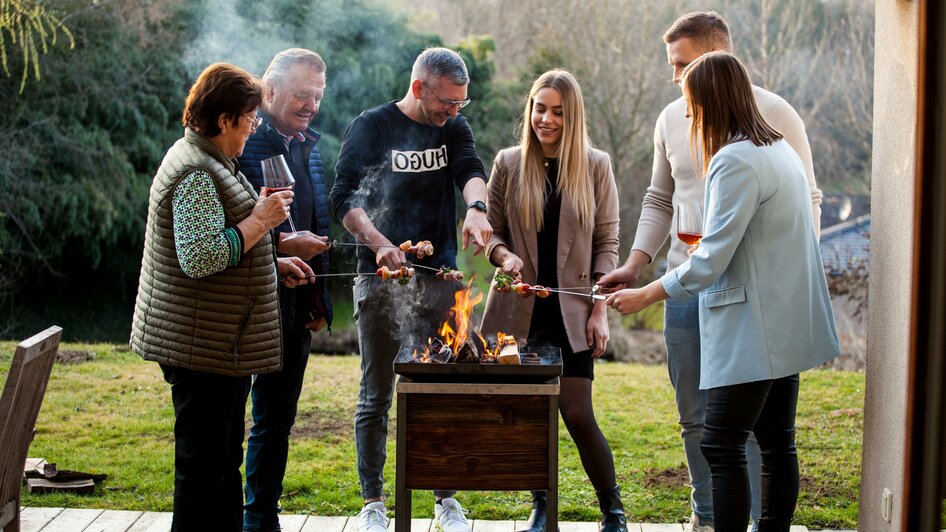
[182,63,262,137]
[663,11,732,52]
[263,48,327,88]
[411,47,469,86]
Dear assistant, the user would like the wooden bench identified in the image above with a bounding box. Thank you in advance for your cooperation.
[0,326,63,532]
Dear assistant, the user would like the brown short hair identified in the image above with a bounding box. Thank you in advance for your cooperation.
[682,51,782,176]
[182,63,262,137]
[663,11,732,52]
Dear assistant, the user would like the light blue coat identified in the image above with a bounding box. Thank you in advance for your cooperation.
[660,139,840,389]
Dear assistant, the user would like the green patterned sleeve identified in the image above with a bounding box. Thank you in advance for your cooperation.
[172,170,244,278]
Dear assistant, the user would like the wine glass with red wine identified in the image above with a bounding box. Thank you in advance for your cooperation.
[261,154,299,240]
[676,201,703,246]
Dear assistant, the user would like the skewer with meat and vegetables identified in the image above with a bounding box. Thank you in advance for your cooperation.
[330,239,435,259]
[490,271,604,301]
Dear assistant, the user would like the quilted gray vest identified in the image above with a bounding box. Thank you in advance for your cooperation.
[130,128,281,376]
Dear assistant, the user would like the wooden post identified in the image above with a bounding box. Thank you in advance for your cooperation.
[547,389,559,532]
[395,390,410,532]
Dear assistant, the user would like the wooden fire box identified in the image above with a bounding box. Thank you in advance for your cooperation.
[394,377,560,531]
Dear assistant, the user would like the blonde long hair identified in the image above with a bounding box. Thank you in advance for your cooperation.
[682,51,782,176]
[516,70,594,231]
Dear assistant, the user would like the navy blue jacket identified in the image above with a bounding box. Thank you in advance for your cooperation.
[239,113,333,330]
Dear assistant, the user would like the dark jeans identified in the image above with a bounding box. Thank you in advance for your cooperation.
[161,364,251,532]
[243,327,312,532]
[243,324,313,532]
[352,275,461,499]
[701,374,800,532]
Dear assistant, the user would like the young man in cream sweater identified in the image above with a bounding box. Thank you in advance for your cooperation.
[597,11,821,532]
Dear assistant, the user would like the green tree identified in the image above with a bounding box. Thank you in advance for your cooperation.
[0,0,74,92]
[0,0,189,339]
[1,0,507,340]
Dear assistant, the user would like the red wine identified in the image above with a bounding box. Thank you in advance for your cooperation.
[677,232,702,245]
[262,186,292,195]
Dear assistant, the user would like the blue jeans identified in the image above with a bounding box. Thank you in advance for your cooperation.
[353,275,461,500]
[664,295,761,528]
[243,323,313,532]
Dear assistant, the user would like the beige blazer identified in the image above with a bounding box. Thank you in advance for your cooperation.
[479,146,620,354]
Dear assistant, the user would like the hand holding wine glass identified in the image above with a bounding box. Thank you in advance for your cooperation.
[676,201,703,247]
[261,154,300,241]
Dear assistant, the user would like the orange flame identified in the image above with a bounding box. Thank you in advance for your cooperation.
[482,332,517,359]
[438,278,483,353]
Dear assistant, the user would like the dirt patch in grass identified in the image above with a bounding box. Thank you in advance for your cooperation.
[55,349,95,364]
[643,465,690,489]
[292,409,351,439]
[799,475,856,501]
[643,467,854,503]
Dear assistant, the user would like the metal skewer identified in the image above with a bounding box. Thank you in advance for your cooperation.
[404,262,441,273]
[541,287,607,300]
[330,239,399,249]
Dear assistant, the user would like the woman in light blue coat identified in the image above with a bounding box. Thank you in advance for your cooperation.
[604,52,839,532]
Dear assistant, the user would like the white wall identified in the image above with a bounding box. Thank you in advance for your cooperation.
[859,1,918,530]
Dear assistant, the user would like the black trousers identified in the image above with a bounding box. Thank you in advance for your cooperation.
[161,364,251,532]
[700,374,800,532]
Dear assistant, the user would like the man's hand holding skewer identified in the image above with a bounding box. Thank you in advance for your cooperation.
[278,231,330,260]
[277,257,315,287]
[375,241,406,271]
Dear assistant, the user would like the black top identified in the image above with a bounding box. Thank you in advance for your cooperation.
[330,102,487,273]
[529,159,567,348]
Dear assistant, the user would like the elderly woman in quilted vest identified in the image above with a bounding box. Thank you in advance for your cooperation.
[130,63,313,531]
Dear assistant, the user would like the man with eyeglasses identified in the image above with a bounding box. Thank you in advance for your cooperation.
[330,47,491,532]
[236,48,333,532]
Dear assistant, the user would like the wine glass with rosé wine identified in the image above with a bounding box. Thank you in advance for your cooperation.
[261,154,300,241]
[676,201,703,246]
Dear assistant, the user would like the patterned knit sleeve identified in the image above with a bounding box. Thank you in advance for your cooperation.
[172,170,243,278]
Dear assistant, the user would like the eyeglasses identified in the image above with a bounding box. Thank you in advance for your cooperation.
[422,81,471,110]
[242,114,263,130]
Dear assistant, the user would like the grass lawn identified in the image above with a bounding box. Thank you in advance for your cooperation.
[0,341,863,528]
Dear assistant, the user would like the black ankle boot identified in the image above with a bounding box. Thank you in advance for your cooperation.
[516,491,547,532]
[596,485,628,532]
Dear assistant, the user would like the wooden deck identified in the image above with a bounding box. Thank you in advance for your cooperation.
[18,508,852,532]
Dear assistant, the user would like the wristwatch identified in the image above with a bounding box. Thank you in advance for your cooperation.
[467,200,487,214]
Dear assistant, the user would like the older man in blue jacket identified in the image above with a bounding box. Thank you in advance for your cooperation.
[237,48,333,532]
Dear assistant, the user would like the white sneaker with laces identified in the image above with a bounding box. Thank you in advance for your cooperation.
[434,497,471,532]
[355,501,388,532]
[690,513,715,532]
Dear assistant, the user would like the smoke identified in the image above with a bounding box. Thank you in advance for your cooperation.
[183,1,295,79]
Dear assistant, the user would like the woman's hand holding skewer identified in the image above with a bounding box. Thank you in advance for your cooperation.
[605,280,669,315]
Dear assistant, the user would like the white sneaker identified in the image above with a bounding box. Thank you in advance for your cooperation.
[355,501,389,532]
[434,497,471,532]
[690,513,715,532]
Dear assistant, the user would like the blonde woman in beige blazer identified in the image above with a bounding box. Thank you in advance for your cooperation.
[479,70,624,532]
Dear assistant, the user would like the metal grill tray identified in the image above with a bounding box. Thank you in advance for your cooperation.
[393,345,562,383]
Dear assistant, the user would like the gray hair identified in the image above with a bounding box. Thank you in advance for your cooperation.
[262,48,327,88]
[411,47,469,86]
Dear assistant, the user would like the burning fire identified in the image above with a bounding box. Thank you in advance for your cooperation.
[411,279,518,363]
[439,279,482,353]
[409,279,519,363]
